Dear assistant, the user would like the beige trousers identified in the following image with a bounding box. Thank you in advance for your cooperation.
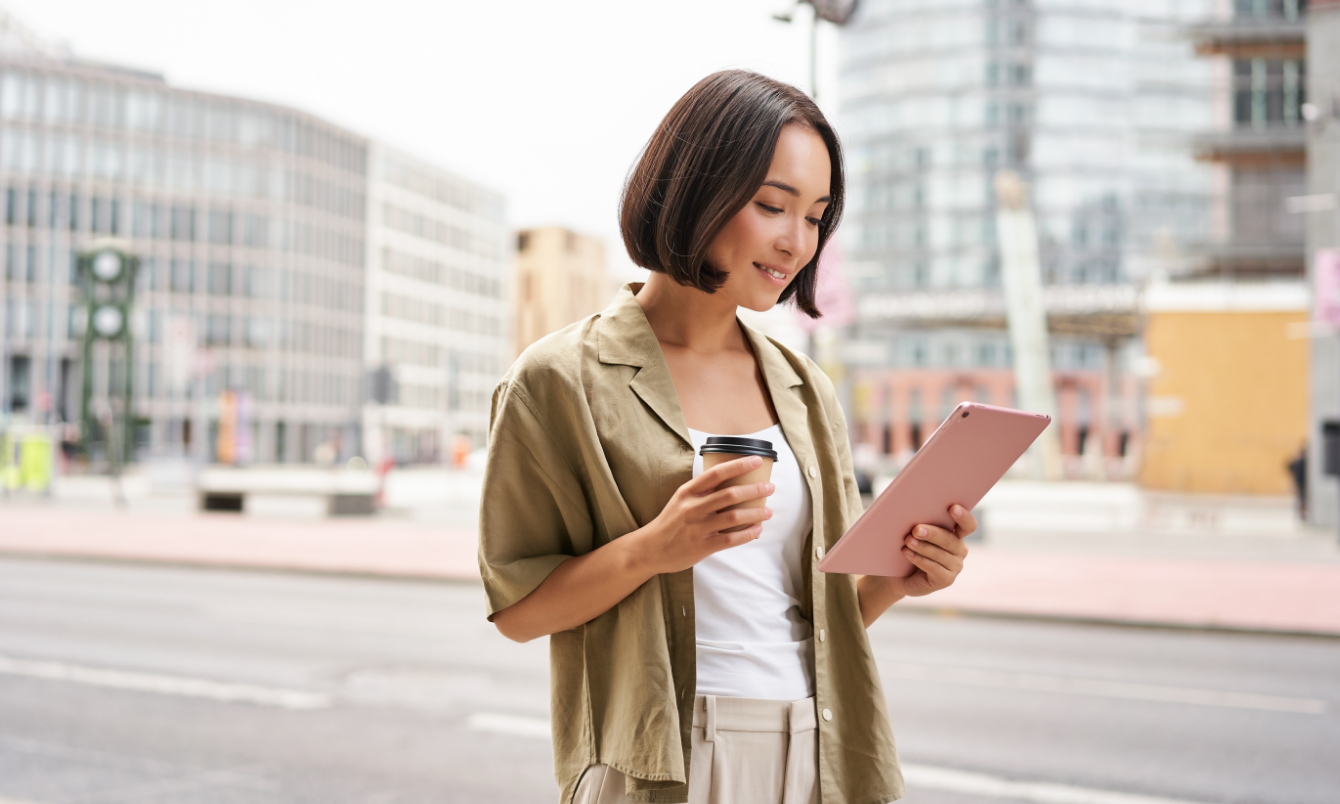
[574,694,818,804]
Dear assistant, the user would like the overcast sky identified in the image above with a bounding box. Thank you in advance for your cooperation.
[8,0,842,279]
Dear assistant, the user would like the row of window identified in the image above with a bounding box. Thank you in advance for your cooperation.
[142,362,361,408]
[379,291,502,337]
[378,335,505,377]
[382,154,503,221]
[381,247,504,300]
[1,187,365,267]
[0,69,365,173]
[0,129,364,219]
[382,203,505,261]
[137,260,362,310]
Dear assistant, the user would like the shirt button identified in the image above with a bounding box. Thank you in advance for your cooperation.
[815,544,825,560]
[808,465,818,478]
[819,629,826,642]
[822,708,833,721]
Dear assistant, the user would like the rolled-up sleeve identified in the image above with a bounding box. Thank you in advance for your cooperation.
[478,378,593,619]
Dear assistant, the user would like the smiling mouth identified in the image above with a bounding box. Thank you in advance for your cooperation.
[755,263,789,281]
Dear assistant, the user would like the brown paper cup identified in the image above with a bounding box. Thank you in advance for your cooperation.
[702,452,774,533]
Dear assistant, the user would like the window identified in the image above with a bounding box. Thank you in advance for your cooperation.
[170,205,195,240]
[208,263,231,296]
[1234,59,1306,128]
[171,259,194,293]
[209,209,232,244]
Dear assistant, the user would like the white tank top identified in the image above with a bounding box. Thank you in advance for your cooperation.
[688,424,815,701]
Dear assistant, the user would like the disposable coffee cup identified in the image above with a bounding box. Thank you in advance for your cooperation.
[699,436,779,533]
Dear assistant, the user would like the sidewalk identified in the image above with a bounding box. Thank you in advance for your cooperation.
[2,475,1338,637]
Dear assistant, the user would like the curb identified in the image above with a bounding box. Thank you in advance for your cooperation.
[0,549,484,588]
[891,605,1340,641]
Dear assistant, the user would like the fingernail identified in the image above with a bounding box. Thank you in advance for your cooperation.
[766,483,776,494]
[908,537,919,546]
[916,526,927,537]
[765,508,774,519]
[953,505,965,516]
[750,456,762,467]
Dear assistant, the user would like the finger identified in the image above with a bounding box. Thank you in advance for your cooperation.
[708,506,772,533]
[710,525,763,551]
[690,456,764,492]
[908,524,965,556]
[905,532,963,569]
[948,504,978,537]
[902,547,956,587]
[700,481,775,512]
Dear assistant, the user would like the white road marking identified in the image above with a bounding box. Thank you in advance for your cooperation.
[901,764,1215,804]
[885,663,1328,714]
[0,655,331,710]
[466,713,1217,804]
[467,712,552,738]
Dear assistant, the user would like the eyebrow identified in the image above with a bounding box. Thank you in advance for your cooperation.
[762,179,830,204]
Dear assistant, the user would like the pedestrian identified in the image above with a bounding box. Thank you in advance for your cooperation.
[478,70,975,804]
[1287,445,1307,519]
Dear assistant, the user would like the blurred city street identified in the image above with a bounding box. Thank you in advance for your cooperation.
[3,474,1340,802]
[2,0,1340,802]
[0,554,1336,804]
[3,469,1339,636]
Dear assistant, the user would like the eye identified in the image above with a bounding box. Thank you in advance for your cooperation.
[756,203,783,215]
[806,217,823,227]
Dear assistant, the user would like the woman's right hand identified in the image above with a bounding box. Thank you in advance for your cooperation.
[629,456,774,576]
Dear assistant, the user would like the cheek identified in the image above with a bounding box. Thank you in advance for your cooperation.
[714,209,772,265]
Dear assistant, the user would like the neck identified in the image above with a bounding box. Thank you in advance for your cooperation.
[635,272,745,353]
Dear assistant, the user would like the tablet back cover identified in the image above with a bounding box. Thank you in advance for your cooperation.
[817,403,1049,577]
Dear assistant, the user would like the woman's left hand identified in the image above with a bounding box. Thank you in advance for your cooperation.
[889,504,975,599]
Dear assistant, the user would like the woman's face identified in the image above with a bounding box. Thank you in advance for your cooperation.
[706,123,832,312]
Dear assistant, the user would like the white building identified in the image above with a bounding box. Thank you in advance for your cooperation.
[363,144,510,464]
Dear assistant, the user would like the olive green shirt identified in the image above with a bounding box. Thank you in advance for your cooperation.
[479,284,904,804]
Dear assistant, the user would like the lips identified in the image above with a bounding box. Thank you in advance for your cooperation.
[754,262,790,282]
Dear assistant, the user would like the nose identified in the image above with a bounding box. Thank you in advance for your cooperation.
[774,215,809,262]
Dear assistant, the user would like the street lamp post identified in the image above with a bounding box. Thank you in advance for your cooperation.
[1302,97,1340,540]
[771,0,860,100]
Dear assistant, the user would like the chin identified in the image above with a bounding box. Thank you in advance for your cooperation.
[739,289,785,313]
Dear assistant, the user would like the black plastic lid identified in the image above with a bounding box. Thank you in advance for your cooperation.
[698,436,778,461]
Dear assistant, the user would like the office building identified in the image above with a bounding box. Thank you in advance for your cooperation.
[837,0,1216,477]
[364,144,510,463]
[513,226,606,356]
[0,15,510,464]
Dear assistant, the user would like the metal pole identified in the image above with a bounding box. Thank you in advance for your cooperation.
[810,3,819,100]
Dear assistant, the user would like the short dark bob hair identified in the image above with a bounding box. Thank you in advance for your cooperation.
[619,70,844,319]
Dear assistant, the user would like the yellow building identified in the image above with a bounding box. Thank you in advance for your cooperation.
[1140,282,1309,494]
[514,227,608,356]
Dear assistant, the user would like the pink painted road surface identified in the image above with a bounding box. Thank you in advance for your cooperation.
[895,551,1340,636]
[2,505,1338,636]
[0,505,479,580]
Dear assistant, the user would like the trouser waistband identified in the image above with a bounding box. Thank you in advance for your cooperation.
[692,694,817,742]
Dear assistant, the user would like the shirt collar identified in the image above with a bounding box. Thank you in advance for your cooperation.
[597,283,807,446]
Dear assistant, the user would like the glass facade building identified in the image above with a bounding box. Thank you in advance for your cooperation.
[837,0,1217,474]
[0,37,509,464]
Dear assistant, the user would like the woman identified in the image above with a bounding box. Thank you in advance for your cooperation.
[480,70,975,804]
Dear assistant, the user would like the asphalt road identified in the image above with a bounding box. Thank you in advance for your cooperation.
[0,556,1335,804]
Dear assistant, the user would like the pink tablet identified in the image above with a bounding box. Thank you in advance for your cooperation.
[817,402,1050,577]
